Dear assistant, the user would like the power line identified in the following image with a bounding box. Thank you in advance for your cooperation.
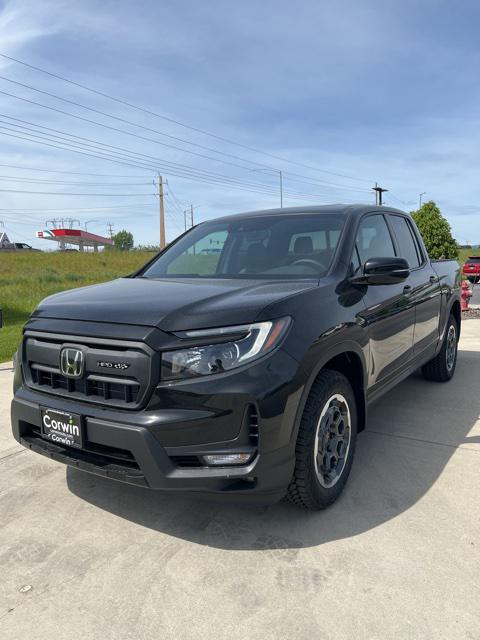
[0,77,273,173]
[0,94,373,199]
[0,124,366,204]
[0,112,301,195]
[0,129,365,209]
[0,205,155,211]
[0,163,152,177]
[0,51,373,183]
[0,128,350,202]
[0,188,154,196]
[166,179,191,212]
[2,222,42,241]
[0,108,368,204]
[388,191,412,207]
[0,110,372,200]
[0,99,369,199]
[0,175,154,186]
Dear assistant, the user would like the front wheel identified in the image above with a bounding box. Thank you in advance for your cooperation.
[286,370,357,510]
[421,314,458,382]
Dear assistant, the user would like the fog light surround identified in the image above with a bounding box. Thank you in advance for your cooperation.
[202,452,253,466]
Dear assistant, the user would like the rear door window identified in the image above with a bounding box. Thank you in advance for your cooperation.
[389,215,421,268]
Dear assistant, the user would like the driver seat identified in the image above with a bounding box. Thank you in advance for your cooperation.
[293,236,314,255]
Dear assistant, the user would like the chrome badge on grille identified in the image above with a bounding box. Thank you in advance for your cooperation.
[96,360,130,370]
[60,347,84,378]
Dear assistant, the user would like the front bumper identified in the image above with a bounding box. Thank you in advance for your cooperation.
[11,348,301,502]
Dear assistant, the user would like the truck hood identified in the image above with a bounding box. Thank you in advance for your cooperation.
[33,277,317,331]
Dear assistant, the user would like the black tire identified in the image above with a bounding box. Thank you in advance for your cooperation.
[421,314,458,382]
[286,370,357,510]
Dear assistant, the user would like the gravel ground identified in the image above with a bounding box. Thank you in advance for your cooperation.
[463,309,480,319]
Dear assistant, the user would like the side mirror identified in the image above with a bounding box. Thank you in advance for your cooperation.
[351,257,410,285]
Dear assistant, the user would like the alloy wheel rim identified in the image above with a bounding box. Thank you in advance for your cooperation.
[446,324,457,372]
[314,394,351,488]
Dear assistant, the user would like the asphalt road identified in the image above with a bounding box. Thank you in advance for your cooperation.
[1,321,480,639]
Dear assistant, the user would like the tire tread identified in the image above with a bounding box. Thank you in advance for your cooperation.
[422,314,458,382]
[286,370,356,510]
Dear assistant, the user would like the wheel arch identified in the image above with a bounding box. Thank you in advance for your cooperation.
[450,299,461,338]
[292,342,368,443]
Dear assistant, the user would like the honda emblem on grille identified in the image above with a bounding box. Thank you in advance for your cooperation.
[60,348,84,378]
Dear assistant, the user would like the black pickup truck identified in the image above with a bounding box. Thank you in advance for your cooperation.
[11,205,461,509]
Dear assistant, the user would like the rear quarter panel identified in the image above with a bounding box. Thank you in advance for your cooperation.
[431,259,462,339]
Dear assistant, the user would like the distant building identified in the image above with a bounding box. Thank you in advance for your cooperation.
[0,231,11,248]
[36,228,114,252]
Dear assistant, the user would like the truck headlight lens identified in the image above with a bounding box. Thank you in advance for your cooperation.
[161,317,291,381]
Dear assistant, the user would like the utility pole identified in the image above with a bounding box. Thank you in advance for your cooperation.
[183,205,194,231]
[373,183,388,206]
[107,222,114,239]
[157,174,166,249]
[419,192,426,208]
[251,168,284,207]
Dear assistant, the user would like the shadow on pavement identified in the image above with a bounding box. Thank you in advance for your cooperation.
[67,348,480,551]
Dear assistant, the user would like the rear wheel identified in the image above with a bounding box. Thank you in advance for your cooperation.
[421,314,458,382]
[286,370,357,509]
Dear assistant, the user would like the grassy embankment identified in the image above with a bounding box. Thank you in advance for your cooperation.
[0,251,153,363]
[458,248,474,264]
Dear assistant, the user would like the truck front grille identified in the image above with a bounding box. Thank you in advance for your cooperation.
[23,332,156,409]
[31,366,141,404]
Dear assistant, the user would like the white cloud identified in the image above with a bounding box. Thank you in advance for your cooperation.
[0,0,65,64]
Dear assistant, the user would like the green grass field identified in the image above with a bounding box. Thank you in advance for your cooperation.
[0,251,154,363]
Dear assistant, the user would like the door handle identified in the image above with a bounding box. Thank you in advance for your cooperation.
[429,275,437,283]
[403,284,412,293]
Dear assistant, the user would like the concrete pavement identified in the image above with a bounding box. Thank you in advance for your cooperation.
[1,322,479,639]
[470,281,480,307]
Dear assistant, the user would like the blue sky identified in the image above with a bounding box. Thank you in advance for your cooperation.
[0,0,479,247]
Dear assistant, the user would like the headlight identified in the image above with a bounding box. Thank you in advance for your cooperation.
[161,317,291,381]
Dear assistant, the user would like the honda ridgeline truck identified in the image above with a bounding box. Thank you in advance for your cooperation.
[11,205,461,509]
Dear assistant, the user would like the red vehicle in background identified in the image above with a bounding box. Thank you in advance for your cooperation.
[463,256,480,283]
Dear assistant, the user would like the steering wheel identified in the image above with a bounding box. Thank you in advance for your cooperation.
[291,258,326,272]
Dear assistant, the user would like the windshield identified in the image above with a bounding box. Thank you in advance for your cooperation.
[140,213,346,279]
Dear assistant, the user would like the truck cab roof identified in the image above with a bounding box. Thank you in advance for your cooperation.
[211,204,407,223]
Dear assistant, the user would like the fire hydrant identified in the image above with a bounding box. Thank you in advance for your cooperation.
[461,280,472,311]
